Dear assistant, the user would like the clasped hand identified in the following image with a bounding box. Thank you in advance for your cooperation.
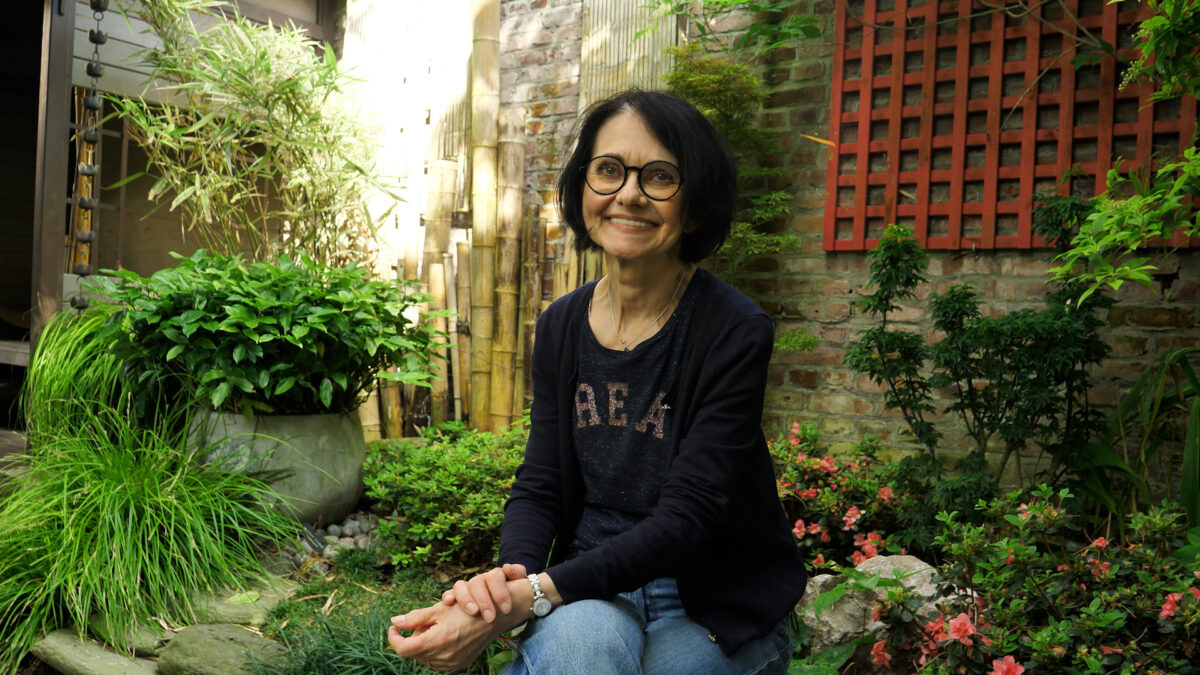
[388,563,529,672]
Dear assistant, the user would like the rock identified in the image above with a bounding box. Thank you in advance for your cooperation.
[86,614,174,656]
[326,523,342,538]
[354,533,371,549]
[795,555,948,655]
[191,576,297,627]
[339,536,356,549]
[31,629,157,675]
[156,624,285,675]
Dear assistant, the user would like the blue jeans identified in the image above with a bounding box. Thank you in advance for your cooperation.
[502,578,792,675]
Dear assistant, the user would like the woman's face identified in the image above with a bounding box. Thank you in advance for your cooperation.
[582,109,694,265]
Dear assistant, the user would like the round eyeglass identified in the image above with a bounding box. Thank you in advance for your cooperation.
[583,155,683,201]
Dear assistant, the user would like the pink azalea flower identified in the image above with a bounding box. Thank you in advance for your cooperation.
[1017,503,1032,521]
[946,613,976,646]
[1160,592,1183,619]
[812,553,826,566]
[990,655,1025,675]
[820,456,838,474]
[1190,587,1200,600]
[1092,536,1108,549]
[877,485,896,503]
[870,640,892,668]
[862,542,879,558]
[852,551,866,565]
[807,523,822,535]
[799,487,819,499]
[792,519,807,539]
[842,505,862,530]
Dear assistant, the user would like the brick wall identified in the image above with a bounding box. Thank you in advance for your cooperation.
[498,0,1200,474]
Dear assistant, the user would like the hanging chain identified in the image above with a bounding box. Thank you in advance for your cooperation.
[69,0,108,309]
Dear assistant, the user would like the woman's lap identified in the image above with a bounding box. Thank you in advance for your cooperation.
[502,579,790,675]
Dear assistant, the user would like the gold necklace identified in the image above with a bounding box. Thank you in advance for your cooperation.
[607,267,686,352]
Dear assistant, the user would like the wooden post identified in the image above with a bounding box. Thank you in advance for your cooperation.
[489,107,525,430]
[470,0,500,430]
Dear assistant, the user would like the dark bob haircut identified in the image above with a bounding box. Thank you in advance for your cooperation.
[556,89,737,263]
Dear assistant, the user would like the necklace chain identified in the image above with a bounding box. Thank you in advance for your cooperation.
[607,267,686,352]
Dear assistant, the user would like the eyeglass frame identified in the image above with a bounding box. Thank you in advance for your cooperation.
[581,155,684,201]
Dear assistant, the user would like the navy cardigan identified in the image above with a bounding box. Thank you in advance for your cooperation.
[498,269,807,656]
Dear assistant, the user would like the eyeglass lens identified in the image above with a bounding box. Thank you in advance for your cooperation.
[585,156,681,200]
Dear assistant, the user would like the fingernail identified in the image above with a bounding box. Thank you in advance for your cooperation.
[484,609,495,622]
[501,602,511,613]
[467,603,477,613]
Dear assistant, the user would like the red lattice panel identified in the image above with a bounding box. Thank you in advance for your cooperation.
[823,0,1199,251]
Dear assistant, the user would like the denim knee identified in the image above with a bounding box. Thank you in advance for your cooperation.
[507,598,645,675]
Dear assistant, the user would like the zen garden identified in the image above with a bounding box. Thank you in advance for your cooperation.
[2,0,1200,673]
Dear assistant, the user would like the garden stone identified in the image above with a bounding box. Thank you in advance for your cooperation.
[354,533,371,549]
[326,523,342,537]
[796,555,947,655]
[796,573,878,654]
[156,624,285,675]
[31,629,157,675]
[86,613,174,656]
[192,575,297,626]
[340,536,356,548]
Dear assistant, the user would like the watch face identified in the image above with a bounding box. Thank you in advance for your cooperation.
[532,597,553,617]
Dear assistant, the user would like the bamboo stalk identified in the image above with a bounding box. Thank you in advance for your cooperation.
[428,261,449,424]
[490,107,526,430]
[519,201,543,414]
[470,0,500,430]
[443,252,463,421]
[424,160,457,285]
[456,240,473,416]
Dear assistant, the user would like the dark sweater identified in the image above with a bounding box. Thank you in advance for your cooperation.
[498,268,808,656]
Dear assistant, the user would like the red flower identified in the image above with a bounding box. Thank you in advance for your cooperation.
[842,505,862,530]
[1160,592,1183,619]
[798,488,819,499]
[946,613,976,646]
[990,655,1025,675]
[1100,646,1123,655]
[812,553,826,566]
[870,640,892,668]
[877,485,896,504]
[852,551,866,565]
[820,456,838,474]
[792,519,807,539]
[1092,536,1108,549]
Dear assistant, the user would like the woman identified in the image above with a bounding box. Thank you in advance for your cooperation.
[389,89,807,674]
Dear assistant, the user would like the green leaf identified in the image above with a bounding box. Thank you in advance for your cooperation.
[319,378,333,408]
[166,345,185,361]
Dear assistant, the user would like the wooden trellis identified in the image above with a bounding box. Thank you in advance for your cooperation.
[824,0,1199,251]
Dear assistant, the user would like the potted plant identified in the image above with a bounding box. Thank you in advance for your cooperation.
[90,250,442,524]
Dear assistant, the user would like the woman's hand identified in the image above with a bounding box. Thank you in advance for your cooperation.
[440,563,528,623]
[388,601,506,672]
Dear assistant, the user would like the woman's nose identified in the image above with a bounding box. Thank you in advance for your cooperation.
[615,168,648,204]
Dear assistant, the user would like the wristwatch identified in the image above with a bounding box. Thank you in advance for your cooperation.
[528,574,553,618]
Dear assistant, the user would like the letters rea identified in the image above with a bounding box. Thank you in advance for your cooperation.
[574,382,668,440]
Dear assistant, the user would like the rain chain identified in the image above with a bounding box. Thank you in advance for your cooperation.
[70,0,108,309]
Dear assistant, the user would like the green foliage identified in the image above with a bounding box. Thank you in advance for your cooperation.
[262,567,506,674]
[89,250,440,416]
[772,423,996,564]
[1121,0,1200,101]
[639,1,820,56]
[1101,347,1200,528]
[1,402,297,671]
[20,306,127,440]
[870,486,1200,674]
[845,224,1114,493]
[365,420,527,568]
[1049,149,1200,305]
[112,0,391,266]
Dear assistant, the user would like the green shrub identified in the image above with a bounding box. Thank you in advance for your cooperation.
[365,420,527,568]
[772,423,996,565]
[869,486,1200,674]
[91,250,440,417]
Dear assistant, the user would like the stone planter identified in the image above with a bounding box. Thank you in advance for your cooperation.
[190,410,365,525]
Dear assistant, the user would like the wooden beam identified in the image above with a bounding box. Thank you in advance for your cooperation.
[31,0,74,347]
